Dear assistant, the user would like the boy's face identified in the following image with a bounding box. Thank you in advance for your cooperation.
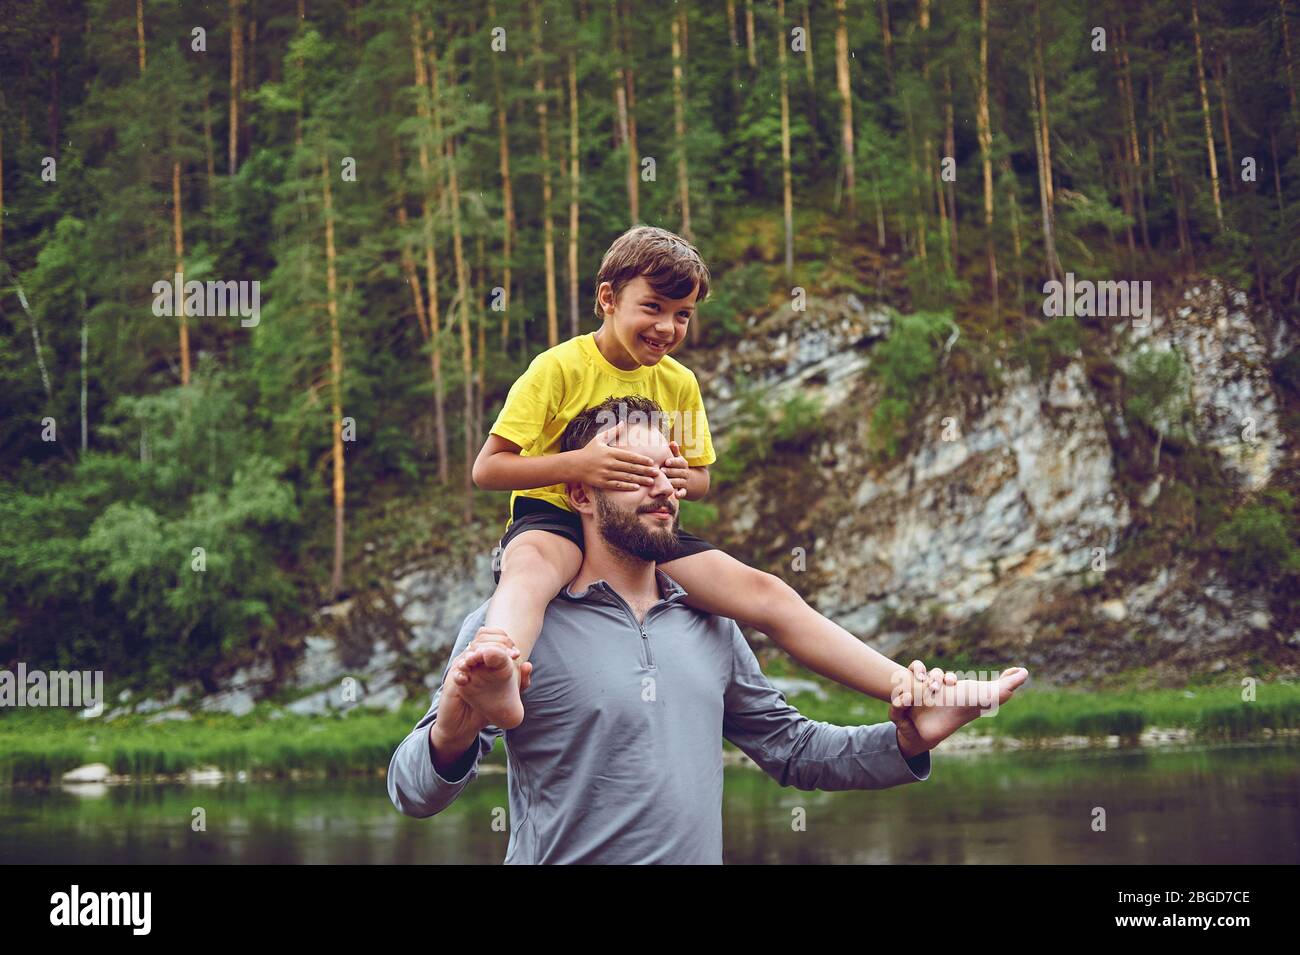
[599,275,697,366]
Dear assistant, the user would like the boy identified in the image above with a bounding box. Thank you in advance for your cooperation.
[471,226,958,728]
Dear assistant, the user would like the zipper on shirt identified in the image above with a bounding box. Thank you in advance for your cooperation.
[639,626,655,668]
[598,583,658,670]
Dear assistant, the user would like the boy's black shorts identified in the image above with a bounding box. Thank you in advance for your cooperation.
[493,496,716,584]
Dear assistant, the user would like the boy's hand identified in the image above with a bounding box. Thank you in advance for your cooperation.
[663,440,690,499]
[573,420,660,491]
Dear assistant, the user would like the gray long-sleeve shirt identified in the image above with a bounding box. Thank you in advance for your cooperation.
[387,568,931,864]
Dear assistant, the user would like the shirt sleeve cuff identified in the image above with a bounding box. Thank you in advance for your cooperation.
[903,748,931,780]
[427,725,479,785]
[880,723,932,783]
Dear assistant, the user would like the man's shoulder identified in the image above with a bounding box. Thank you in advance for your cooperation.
[653,572,736,633]
[664,600,743,642]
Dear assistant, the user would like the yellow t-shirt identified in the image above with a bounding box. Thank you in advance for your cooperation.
[489,331,717,531]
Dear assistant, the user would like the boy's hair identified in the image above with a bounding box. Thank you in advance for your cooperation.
[560,394,668,459]
[593,225,712,320]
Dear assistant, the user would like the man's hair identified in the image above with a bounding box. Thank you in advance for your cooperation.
[560,394,668,459]
[593,225,712,320]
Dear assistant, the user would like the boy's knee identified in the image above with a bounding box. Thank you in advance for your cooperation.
[499,536,578,583]
[500,539,548,575]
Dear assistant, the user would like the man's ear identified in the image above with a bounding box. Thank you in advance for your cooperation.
[567,482,595,516]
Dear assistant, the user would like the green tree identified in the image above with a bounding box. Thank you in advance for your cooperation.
[1124,345,1194,471]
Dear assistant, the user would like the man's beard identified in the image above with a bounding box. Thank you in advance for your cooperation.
[594,491,680,563]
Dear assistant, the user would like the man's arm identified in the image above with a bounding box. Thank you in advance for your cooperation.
[720,622,931,791]
[386,605,503,818]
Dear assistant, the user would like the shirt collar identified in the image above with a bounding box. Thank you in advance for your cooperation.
[580,331,651,383]
[561,568,689,607]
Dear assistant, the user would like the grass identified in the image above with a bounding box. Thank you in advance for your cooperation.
[4,674,1299,786]
[0,702,452,787]
[764,661,1300,743]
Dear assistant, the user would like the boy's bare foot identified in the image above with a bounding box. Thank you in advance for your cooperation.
[922,665,1027,715]
[891,662,1029,754]
[450,627,530,730]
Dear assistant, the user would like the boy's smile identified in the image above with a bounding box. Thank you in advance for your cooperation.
[595,275,698,370]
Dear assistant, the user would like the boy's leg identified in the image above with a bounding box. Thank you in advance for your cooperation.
[464,529,582,730]
[487,528,583,662]
[659,548,916,703]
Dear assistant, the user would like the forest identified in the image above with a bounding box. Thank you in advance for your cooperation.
[2,0,1298,690]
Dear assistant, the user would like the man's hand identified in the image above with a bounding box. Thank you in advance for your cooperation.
[429,671,485,776]
[447,626,533,731]
[663,440,690,499]
[429,628,534,773]
[570,420,660,491]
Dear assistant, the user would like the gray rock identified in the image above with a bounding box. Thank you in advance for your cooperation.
[1135,280,1283,490]
[285,690,332,717]
[62,763,111,784]
[186,766,224,784]
[816,363,1128,629]
[1046,362,1088,409]
[290,635,349,690]
[367,666,399,694]
[225,660,273,690]
[198,689,255,718]
[1098,600,1128,622]
[1139,476,1163,508]
[359,684,407,712]
[393,553,494,657]
[366,641,400,674]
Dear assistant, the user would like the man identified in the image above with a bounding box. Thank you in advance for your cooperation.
[387,396,1029,864]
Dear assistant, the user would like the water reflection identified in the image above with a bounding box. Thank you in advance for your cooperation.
[2,742,1296,864]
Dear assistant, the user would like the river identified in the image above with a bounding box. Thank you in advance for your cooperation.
[3,740,1297,864]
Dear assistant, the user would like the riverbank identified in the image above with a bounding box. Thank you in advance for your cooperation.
[2,676,1298,787]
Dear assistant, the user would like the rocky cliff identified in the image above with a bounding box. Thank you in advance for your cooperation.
[691,279,1295,686]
